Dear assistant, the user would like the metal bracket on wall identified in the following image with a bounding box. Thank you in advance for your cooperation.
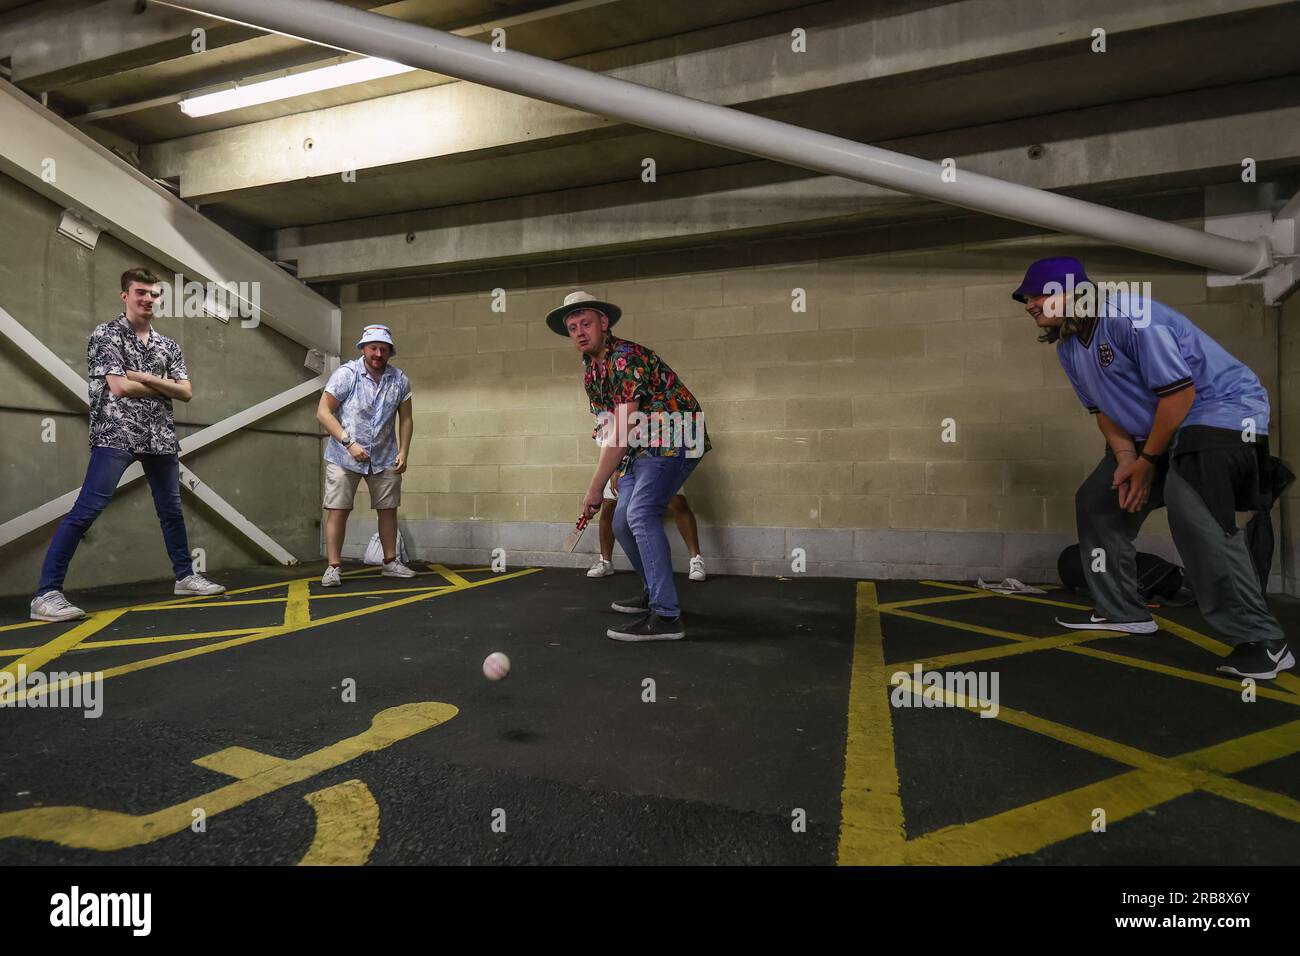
[57,210,101,250]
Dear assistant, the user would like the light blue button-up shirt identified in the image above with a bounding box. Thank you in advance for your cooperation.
[323,358,412,474]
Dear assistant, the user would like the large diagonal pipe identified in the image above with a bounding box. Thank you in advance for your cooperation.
[159,0,1270,276]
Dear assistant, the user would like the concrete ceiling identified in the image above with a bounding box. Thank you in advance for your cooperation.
[2,0,1298,281]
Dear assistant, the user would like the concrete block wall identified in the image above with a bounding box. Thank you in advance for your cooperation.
[0,172,324,597]
[336,220,1283,587]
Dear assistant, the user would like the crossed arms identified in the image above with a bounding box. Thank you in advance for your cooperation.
[106,370,192,402]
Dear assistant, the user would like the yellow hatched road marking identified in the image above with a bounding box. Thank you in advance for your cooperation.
[299,780,381,866]
[1,611,125,690]
[845,580,1300,866]
[836,582,906,865]
[7,567,542,704]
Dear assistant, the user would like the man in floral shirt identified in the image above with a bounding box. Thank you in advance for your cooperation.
[547,290,709,642]
[31,268,225,622]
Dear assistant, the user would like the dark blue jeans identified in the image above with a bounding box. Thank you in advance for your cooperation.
[613,453,702,617]
[37,446,193,596]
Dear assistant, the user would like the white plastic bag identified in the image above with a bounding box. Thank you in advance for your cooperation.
[363,530,408,565]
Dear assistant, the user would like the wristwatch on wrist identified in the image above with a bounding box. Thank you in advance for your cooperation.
[339,432,352,446]
[1139,450,1160,464]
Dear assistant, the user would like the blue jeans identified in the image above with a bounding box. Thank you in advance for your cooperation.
[613,453,702,618]
[37,446,193,596]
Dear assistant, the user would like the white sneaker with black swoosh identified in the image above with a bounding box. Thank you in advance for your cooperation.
[1054,612,1157,634]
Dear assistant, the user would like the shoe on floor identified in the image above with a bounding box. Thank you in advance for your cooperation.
[30,590,85,622]
[1216,639,1295,680]
[611,591,650,614]
[688,555,706,582]
[174,573,226,596]
[607,612,686,642]
[321,565,342,587]
[1054,612,1156,634]
[382,559,416,578]
[587,558,614,578]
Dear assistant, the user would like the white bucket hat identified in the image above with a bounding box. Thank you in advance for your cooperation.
[356,323,396,355]
[546,290,622,336]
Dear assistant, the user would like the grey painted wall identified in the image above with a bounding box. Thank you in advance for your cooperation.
[0,171,323,597]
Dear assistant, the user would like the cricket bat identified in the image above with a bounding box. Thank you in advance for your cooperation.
[562,513,591,553]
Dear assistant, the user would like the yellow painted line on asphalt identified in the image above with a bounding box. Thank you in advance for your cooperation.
[878,591,1001,611]
[905,769,1191,865]
[299,780,381,866]
[0,620,55,635]
[194,746,287,779]
[0,611,125,690]
[284,580,311,628]
[429,564,473,588]
[0,626,264,656]
[140,568,377,609]
[891,629,1129,671]
[837,582,907,865]
[312,585,455,600]
[919,580,1090,612]
[0,701,455,851]
[8,567,542,704]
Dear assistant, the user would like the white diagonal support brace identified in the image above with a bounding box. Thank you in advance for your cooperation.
[0,302,320,564]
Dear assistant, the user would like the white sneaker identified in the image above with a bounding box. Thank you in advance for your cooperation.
[382,559,416,578]
[30,591,85,622]
[587,558,614,578]
[689,555,706,581]
[321,566,342,587]
[174,573,226,596]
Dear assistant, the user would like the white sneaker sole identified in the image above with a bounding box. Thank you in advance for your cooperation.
[587,569,614,578]
[30,609,85,622]
[689,573,706,582]
[606,628,685,642]
[382,569,416,578]
[611,602,649,614]
[321,578,342,588]
[1055,617,1157,634]
[174,585,226,596]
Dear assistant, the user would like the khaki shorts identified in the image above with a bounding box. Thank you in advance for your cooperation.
[324,461,402,510]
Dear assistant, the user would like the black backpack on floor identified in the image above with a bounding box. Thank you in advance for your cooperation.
[1057,545,1194,606]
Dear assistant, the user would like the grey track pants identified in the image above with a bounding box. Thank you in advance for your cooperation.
[1076,453,1283,645]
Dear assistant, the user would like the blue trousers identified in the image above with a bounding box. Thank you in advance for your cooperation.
[613,453,701,617]
[37,446,193,596]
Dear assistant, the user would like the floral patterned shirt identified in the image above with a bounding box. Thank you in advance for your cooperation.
[582,336,710,471]
[87,314,188,455]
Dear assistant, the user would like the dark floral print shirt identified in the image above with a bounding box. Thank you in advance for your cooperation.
[582,336,710,470]
[87,314,188,455]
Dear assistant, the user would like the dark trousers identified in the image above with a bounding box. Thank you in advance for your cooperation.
[1076,448,1283,645]
[37,446,193,596]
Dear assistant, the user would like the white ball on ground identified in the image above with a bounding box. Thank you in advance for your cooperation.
[483,652,510,681]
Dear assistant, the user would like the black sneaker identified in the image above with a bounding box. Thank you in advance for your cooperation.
[1054,612,1157,634]
[611,592,650,614]
[607,613,686,642]
[1216,640,1295,680]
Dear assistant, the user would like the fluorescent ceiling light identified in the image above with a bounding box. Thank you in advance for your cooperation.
[179,58,415,117]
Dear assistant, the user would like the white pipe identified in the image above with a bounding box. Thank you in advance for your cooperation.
[160,0,1270,277]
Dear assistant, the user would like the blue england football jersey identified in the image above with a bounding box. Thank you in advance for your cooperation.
[1056,292,1269,440]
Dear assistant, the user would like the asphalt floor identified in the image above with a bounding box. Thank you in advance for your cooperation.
[0,563,1296,865]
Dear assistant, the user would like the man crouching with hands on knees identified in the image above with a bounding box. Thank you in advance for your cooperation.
[548,291,710,642]
[316,324,415,586]
[1019,256,1292,680]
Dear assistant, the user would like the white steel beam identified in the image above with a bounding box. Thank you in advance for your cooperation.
[0,77,340,356]
[163,0,1272,277]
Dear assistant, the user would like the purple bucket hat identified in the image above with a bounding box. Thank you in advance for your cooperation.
[1012,256,1090,303]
